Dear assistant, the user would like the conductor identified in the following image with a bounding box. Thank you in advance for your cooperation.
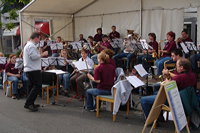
[23,32,48,111]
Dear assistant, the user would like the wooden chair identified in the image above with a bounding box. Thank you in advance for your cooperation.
[41,85,56,104]
[96,87,130,122]
[3,80,13,97]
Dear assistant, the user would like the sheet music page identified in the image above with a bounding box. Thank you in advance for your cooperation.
[69,42,82,50]
[134,64,148,77]
[185,42,193,51]
[56,43,64,50]
[57,57,65,66]
[46,69,66,75]
[73,61,92,70]
[191,42,197,51]
[180,42,189,53]
[14,58,23,68]
[140,39,148,50]
[126,76,145,88]
[48,57,57,66]
[41,58,49,67]
[111,38,124,49]
[0,57,7,64]
[39,40,45,47]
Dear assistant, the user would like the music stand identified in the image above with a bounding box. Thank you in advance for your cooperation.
[69,42,82,51]
[0,57,7,65]
[56,57,66,66]
[50,43,63,51]
[15,58,23,69]
[83,43,92,51]
[41,58,50,67]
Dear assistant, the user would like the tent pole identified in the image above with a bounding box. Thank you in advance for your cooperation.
[19,12,23,48]
[72,14,75,41]
[140,0,143,37]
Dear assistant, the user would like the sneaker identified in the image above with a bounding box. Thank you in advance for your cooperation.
[12,96,16,99]
[24,105,38,112]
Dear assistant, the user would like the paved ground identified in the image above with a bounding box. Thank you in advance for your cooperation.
[0,89,199,133]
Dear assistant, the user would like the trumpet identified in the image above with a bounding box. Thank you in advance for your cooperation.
[91,42,100,54]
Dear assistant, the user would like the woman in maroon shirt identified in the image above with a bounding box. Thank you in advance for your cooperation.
[86,52,116,111]
[155,31,177,75]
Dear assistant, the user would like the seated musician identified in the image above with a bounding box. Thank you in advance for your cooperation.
[87,36,95,47]
[109,25,120,40]
[136,33,158,71]
[113,34,136,70]
[102,49,116,68]
[94,28,104,42]
[79,34,87,43]
[141,58,197,119]
[52,36,62,57]
[86,52,116,111]
[91,35,113,64]
[5,54,29,99]
[70,49,94,101]
[177,30,193,45]
[0,52,5,86]
[190,53,200,72]
[40,35,52,57]
[57,49,71,96]
[155,31,177,75]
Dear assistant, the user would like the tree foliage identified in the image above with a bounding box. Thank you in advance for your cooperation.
[0,0,30,30]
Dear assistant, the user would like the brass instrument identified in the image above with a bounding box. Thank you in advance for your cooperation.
[176,37,183,44]
[91,42,100,54]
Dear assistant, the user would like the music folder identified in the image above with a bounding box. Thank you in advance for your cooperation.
[0,57,7,65]
[15,58,23,69]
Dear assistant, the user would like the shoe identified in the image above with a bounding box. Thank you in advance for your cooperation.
[12,96,16,99]
[33,104,40,108]
[24,105,38,112]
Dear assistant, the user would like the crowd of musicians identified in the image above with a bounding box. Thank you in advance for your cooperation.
[0,26,199,126]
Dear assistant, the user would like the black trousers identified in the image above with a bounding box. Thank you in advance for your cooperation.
[25,70,42,106]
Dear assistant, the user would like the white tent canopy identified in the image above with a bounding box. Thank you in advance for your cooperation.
[20,0,200,45]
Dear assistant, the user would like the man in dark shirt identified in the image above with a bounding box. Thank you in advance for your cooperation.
[94,28,103,42]
[79,34,87,43]
[141,58,196,118]
[109,26,120,40]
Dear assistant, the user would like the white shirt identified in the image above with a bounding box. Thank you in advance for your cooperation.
[23,41,41,72]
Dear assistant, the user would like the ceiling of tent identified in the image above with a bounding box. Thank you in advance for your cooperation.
[21,0,96,14]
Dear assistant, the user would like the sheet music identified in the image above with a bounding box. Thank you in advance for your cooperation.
[47,40,56,46]
[83,43,92,50]
[41,58,49,67]
[134,64,148,77]
[48,57,57,66]
[180,42,189,53]
[0,57,7,64]
[111,38,124,49]
[56,57,66,66]
[185,42,194,51]
[126,76,145,88]
[73,61,92,71]
[39,40,45,47]
[14,58,23,69]
[45,69,66,75]
[50,43,63,50]
[69,42,82,50]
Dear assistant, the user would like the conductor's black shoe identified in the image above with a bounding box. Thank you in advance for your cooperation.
[33,104,40,108]
[24,105,38,112]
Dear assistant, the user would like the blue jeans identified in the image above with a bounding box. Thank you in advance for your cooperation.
[113,52,135,69]
[59,73,70,90]
[7,73,29,95]
[155,57,171,75]
[86,88,111,110]
[141,95,157,118]
[52,53,59,57]
[190,53,200,70]
[91,54,98,65]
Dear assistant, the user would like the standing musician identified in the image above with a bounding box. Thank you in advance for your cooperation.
[155,31,177,75]
[70,49,94,101]
[109,25,120,40]
[86,52,116,111]
[136,33,158,71]
[5,54,29,99]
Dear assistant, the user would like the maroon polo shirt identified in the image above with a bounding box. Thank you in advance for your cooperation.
[5,63,19,74]
[94,34,103,42]
[94,63,116,90]
[183,37,193,43]
[163,40,176,57]
[149,41,158,54]
[109,31,120,40]
[0,64,5,71]
[99,41,112,52]
[109,59,116,69]
[172,71,197,90]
